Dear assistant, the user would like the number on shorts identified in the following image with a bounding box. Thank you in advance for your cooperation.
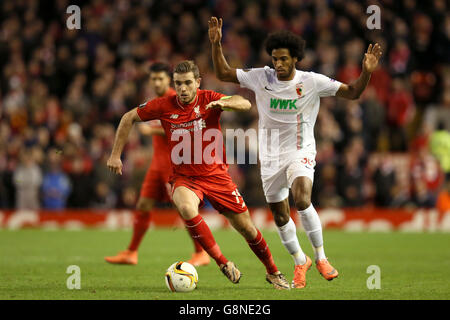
[301,157,314,166]
[232,189,242,203]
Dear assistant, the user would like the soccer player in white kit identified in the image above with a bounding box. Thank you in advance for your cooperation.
[208,17,382,288]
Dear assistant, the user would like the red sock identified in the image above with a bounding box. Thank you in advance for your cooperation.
[184,215,228,266]
[190,233,204,253]
[128,210,151,251]
[247,229,278,274]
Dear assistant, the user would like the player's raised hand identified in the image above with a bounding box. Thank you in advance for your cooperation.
[107,156,123,175]
[208,16,223,44]
[206,100,225,110]
[363,43,382,73]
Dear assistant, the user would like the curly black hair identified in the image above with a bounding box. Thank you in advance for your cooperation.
[264,30,306,61]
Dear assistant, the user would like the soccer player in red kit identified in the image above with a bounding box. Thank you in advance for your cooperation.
[105,62,210,266]
[107,60,290,289]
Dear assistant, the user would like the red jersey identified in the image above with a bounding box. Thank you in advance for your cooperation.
[137,89,228,177]
[148,88,176,171]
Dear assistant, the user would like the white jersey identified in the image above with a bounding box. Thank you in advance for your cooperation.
[236,67,341,174]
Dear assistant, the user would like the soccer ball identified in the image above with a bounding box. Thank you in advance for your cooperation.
[165,261,198,292]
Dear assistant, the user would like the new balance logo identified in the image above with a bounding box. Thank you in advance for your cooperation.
[170,114,179,119]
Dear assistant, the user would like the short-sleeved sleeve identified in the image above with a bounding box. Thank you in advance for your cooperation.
[149,120,162,128]
[311,72,342,97]
[204,90,226,116]
[236,68,265,91]
[206,90,226,102]
[136,98,162,121]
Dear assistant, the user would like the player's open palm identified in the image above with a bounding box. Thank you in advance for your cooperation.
[208,17,222,44]
[363,43,382,73]
[206,100,225,110]
[107,156,123,175]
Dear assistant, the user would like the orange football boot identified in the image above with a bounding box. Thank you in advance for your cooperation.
[104,250,138,265]
[292,255,312,288]
[188,250,211,266]
[316,258,338,281]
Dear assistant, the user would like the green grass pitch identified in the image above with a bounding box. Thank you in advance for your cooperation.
[0,228,449,300]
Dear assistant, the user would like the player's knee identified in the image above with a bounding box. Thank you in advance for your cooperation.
[137,198,154,212]
[292,177,313,211]
[294,197,311,211]
[273,213,290,227]
[176,203,198,220]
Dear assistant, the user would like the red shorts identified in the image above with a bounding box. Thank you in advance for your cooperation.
[140,168,172,203]
[170,174,248,214]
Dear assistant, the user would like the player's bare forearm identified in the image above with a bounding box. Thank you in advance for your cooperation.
[138,124,165,136]
[110,109,141,158]
[336,70,371,100]
[206,95,251,112]
[209,16,238,83]
[108,109,142,175]
[150,127,165,136]
[223,95,251,111]
[211,43,238,83]
[353,70,372,97]
[337,43,382,100]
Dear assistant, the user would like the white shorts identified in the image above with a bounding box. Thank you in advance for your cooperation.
[260,156,315,203]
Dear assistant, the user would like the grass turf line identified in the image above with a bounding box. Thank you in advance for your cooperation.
[0,229,449,300]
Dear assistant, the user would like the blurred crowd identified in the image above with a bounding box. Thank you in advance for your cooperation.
[1,0,449,210]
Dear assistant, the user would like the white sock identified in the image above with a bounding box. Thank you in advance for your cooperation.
[298,204,326,261]
[276,217,307,265]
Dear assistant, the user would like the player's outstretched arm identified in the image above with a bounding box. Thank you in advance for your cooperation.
[208,17,239,83]
[107,108,142,175]
[206,95,251,112]
[336,43,383,100]
[138,124,165,136]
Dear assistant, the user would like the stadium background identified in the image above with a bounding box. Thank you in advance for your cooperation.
[0,0,449,212]
[1,0,450,301]
[1,0,449,213]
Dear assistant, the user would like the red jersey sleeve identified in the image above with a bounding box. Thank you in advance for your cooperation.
[136,98,162,121]
[205,90,227,117]
[206,90,226,103]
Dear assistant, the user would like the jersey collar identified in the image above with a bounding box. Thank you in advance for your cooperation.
[175,90,199,110]
[275,69,298,84]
